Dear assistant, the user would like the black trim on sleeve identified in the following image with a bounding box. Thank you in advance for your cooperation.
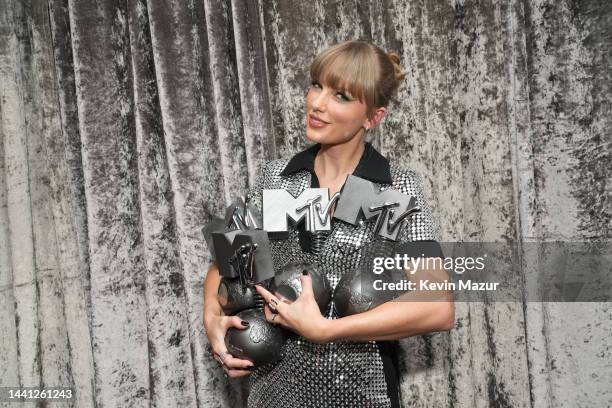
[377,340,401,408]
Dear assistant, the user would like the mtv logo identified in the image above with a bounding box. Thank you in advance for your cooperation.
[211,229,274,283]
[203,196,262,260]
[263,188,337,238]
[224,195,262,230]
[334,175,420,241]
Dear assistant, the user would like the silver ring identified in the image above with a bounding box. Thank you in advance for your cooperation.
[218,351,230,366]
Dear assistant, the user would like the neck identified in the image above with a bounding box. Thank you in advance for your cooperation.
[315,136,365,180]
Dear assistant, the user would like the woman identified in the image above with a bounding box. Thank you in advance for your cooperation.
[204,40,454,408]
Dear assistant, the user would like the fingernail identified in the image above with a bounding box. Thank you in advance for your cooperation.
[302,269,309,275]
[241,320,249,327]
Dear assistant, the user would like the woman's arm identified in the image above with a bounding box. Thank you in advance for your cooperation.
[203,263,223,322]
[326,260,454,342]
[330,301,454,341]
[256,259,454,343]
[204,263,255,377]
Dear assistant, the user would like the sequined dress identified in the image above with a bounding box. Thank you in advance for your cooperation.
[245,144,438,408]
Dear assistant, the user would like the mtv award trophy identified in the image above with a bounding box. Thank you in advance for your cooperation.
[332,175,422,317]
[262,188,337,315]
[204,196,286,366]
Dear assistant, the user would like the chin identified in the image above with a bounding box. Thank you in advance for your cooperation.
[306,128,348,146]
[305,128,327,144]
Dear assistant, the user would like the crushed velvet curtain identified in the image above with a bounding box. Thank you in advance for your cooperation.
[1,0,610,407]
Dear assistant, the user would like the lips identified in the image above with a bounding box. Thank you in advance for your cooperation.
[308,114,330,128]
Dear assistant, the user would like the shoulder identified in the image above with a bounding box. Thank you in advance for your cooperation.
[248,159,291,207]
[387,163,440,241]
[257,158,305,190]
[260,158,290,178]
[388,163,428,199]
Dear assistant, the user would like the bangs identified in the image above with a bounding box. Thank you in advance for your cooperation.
[310,43,379,114]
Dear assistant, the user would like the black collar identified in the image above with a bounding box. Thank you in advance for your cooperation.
[280,142,392,184]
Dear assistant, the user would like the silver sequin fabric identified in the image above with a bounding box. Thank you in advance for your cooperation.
[245,158,438,408]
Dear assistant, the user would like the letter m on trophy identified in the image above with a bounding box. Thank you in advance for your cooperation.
[334,175,420,241]
[262,188,339,239]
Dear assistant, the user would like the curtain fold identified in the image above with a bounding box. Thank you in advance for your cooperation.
[0,0,610,407]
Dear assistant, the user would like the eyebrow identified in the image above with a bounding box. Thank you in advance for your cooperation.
[313,77,357,99]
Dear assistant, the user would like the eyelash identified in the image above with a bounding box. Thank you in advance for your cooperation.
[310,80,351,102]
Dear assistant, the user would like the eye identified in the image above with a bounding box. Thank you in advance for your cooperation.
[335,91,352,102]
[310,80,322,89]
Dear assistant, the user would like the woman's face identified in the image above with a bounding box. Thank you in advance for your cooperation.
[305,79,370,145]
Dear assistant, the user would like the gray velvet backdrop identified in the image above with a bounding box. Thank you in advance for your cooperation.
[0,0,611,407]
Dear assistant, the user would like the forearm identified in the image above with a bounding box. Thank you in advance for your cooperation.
[204,263,223,323]
[327,292,454,342]
[326,263,455,344]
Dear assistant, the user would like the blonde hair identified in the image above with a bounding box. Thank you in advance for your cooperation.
[309,40,406,119]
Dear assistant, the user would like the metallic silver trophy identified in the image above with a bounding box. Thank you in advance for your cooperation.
[262,187,338,321]
[263,187,339,255]
[334,240,404,317]
[204,196,287,365]
[223,242,286,366]
[271,262,332,314]
[332,176,422,316]
[225,308,286,366]
[333,175,420,241]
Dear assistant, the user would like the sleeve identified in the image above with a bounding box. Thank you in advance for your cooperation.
[395,170,444,258]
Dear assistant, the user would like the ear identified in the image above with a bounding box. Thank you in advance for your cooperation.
[364,107,387,130]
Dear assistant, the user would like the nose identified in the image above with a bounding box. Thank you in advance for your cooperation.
[310,89,329,112]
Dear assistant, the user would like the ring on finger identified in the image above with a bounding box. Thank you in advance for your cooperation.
[218,351,230,366]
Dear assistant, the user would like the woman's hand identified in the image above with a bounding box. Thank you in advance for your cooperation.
[204,311,255,378]
[255,274,332,344]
